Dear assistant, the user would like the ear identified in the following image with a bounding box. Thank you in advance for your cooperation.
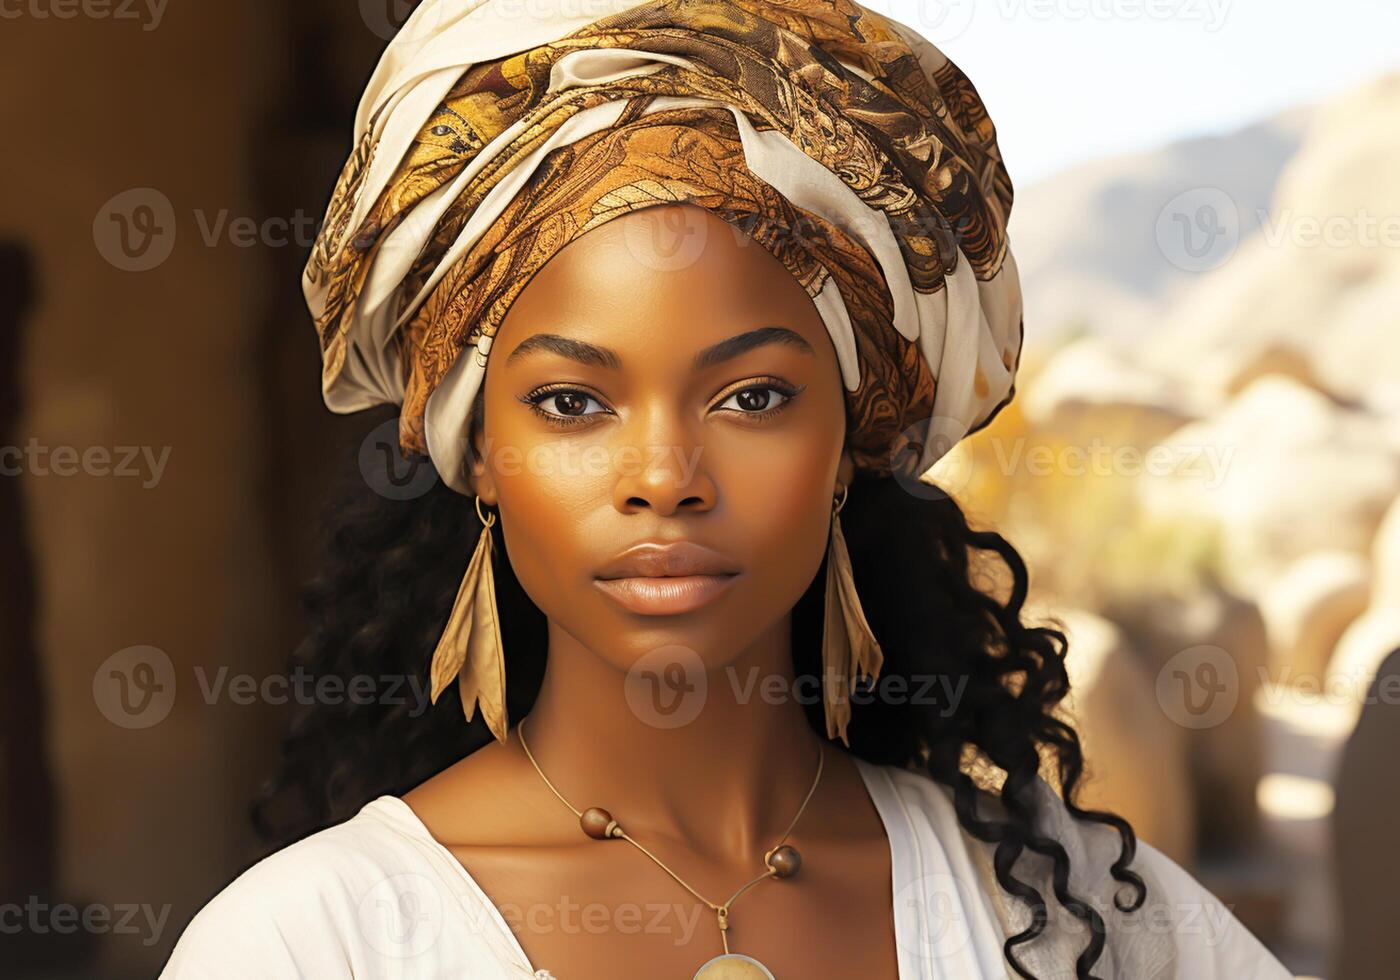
[837,448,856,491]
[464,415,499,506]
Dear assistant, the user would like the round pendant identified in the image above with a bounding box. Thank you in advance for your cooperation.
[693,952,776,980]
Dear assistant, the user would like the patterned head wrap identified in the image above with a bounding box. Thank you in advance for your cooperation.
[304,0,1023,493]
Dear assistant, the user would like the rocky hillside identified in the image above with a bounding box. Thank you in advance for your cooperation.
[1012,106,1312,350]
[960,73,1400,976]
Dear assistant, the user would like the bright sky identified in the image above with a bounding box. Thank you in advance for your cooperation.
[861,0,1400,183]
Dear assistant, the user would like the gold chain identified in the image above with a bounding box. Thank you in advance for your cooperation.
[517,717,825,955]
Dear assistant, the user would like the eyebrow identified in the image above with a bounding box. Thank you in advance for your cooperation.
[504,326,815,371]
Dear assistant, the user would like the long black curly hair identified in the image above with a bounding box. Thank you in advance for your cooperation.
[252,411,1145,979]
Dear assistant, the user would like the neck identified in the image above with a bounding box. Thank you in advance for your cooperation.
[516,617,828,861]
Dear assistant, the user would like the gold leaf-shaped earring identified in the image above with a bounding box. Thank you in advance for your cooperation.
[429,495,509,742]
[821,484,884,746]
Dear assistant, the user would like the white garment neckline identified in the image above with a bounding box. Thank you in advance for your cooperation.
[365,755,922,978]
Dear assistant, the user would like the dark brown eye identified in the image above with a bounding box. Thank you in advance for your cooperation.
[737,389,772,411]
[550,392,589,416]
[522,387,609,426]
[716,386,793,415]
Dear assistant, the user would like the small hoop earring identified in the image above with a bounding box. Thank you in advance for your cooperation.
[475,494,496,528]
[833,484,848,515]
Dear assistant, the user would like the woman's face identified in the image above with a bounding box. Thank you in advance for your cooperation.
[469,203,853,673]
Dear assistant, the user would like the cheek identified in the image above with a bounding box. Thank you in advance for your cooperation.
[485,420,613,611]
[719,440,836,596]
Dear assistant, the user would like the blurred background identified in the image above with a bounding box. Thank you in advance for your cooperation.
[2,1,1397,977]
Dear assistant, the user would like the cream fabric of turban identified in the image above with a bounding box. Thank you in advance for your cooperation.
[303,0,1024,493]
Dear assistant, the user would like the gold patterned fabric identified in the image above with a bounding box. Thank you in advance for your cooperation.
[304,0,1024,491]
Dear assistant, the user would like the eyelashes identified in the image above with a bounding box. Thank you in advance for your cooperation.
[521,387,606,428]
[519,378,806,430]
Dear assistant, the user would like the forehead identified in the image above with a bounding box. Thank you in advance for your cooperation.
[496,204,832,359]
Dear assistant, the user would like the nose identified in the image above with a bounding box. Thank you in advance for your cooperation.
[610,403,716,517]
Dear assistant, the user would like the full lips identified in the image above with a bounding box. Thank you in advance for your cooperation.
[593,573,739,615]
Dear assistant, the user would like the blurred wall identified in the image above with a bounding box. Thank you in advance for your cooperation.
[0,3,390,975]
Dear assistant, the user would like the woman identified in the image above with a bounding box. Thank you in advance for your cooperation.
[162,1,1292,977]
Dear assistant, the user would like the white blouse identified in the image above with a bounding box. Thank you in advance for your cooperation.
[160,758,1292,978]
